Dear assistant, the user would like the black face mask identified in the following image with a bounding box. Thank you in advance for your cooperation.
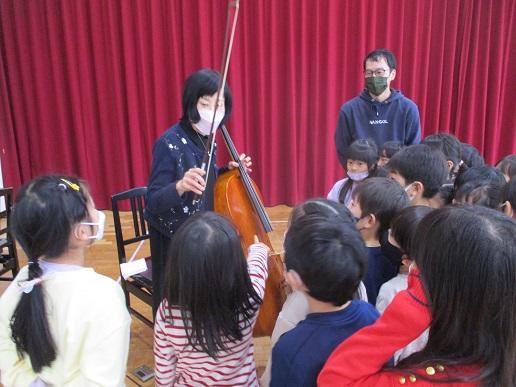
[379,230,404,267]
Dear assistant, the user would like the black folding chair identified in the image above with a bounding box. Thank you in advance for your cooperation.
[111,187,153,326]
[0,188,20,281]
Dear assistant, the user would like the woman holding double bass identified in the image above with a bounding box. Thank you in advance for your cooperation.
[146,0,286,336]
[145,68,252,315]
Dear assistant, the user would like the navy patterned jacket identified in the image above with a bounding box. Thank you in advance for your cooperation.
[145,122,223,237]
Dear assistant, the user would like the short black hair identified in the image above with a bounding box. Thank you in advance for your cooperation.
[496,154,516,180]
[390,206,433,257]
[454,180,503,209]
[352,177,410,235]
[345,138,379,169]
[363,48,397,71]
[423,133,462,167]
[180,68,232,128]
[380,141,404,159]
[387,144,449,198]
[433,184,454,207]
[460,143,485,168]
[338,139,380,203]
[284,199,367,306]
[454,165,506,196]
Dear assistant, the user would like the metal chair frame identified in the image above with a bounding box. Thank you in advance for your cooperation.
[111,187,153,327]
[0,187,20,281]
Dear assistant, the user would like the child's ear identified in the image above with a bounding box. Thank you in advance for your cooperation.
[503,201,514,218]
[73,224,90,242]
[446,160,454,172]
[284,270,307,292]
[401,256,412,267]
[412,181,425,199]
[363,213,377,229]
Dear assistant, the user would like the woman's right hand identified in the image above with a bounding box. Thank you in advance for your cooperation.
[176,168,206,196]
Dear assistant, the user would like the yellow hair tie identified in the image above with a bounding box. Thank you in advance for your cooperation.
[60,178,80,191]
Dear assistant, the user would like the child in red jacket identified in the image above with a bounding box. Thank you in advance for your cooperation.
[319,205,516,386]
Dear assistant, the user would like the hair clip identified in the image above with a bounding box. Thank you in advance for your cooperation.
[17,277,46,294]
[60,178,80,191]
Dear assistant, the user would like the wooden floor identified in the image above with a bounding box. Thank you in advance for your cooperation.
[0,206,291,386]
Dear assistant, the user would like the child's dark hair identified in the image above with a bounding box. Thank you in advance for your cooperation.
[180,68,232,128]
[460,143,485,168]
[453,165,506,199]
[454,180,502,209]
[387,144,449,198]
[345,138,379,169]
[423,133,462,170]
[433,184,454,207]
[164,211,261,358]
[496,154,516,180]
[390,206,433,258]
[339,139,379,203]
[9,175,90,372]
[380,141,404,159]
[399,205,516,386]
[284,199,367,306]
[352,177,410,235]
[289,198,352,226]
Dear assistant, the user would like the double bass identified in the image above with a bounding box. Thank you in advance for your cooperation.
[215,126,287,337]
[196,0,287,337]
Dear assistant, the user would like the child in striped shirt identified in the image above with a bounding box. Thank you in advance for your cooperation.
[154,211,269,386]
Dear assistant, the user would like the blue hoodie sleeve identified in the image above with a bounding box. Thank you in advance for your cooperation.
[335,106,354,167]
[404,102,421,145]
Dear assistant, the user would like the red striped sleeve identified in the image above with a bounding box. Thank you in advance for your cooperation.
[247,244,269,300]
[154,301,177,386]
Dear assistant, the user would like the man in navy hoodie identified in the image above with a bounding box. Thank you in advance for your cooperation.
[335,49,421,167]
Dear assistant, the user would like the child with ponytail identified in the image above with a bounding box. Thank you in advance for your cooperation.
[0,175,130,386]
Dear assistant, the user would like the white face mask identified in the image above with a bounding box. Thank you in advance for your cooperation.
[347,171,369,182]
[195,108,224,136]
[81,210,106,241]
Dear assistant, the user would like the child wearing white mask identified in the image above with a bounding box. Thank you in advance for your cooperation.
[0,175,131,386]
[327,139,385,206]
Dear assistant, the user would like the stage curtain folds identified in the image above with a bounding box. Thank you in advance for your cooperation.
[1,0,515,207]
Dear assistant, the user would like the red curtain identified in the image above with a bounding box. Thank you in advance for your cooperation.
[1,0,515,208]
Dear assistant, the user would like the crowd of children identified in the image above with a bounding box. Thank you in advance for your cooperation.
[0,133,515,386]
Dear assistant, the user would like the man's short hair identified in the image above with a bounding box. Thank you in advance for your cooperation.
[284,205,367,306]
[387,144,449,198]
[364,48,397,71]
